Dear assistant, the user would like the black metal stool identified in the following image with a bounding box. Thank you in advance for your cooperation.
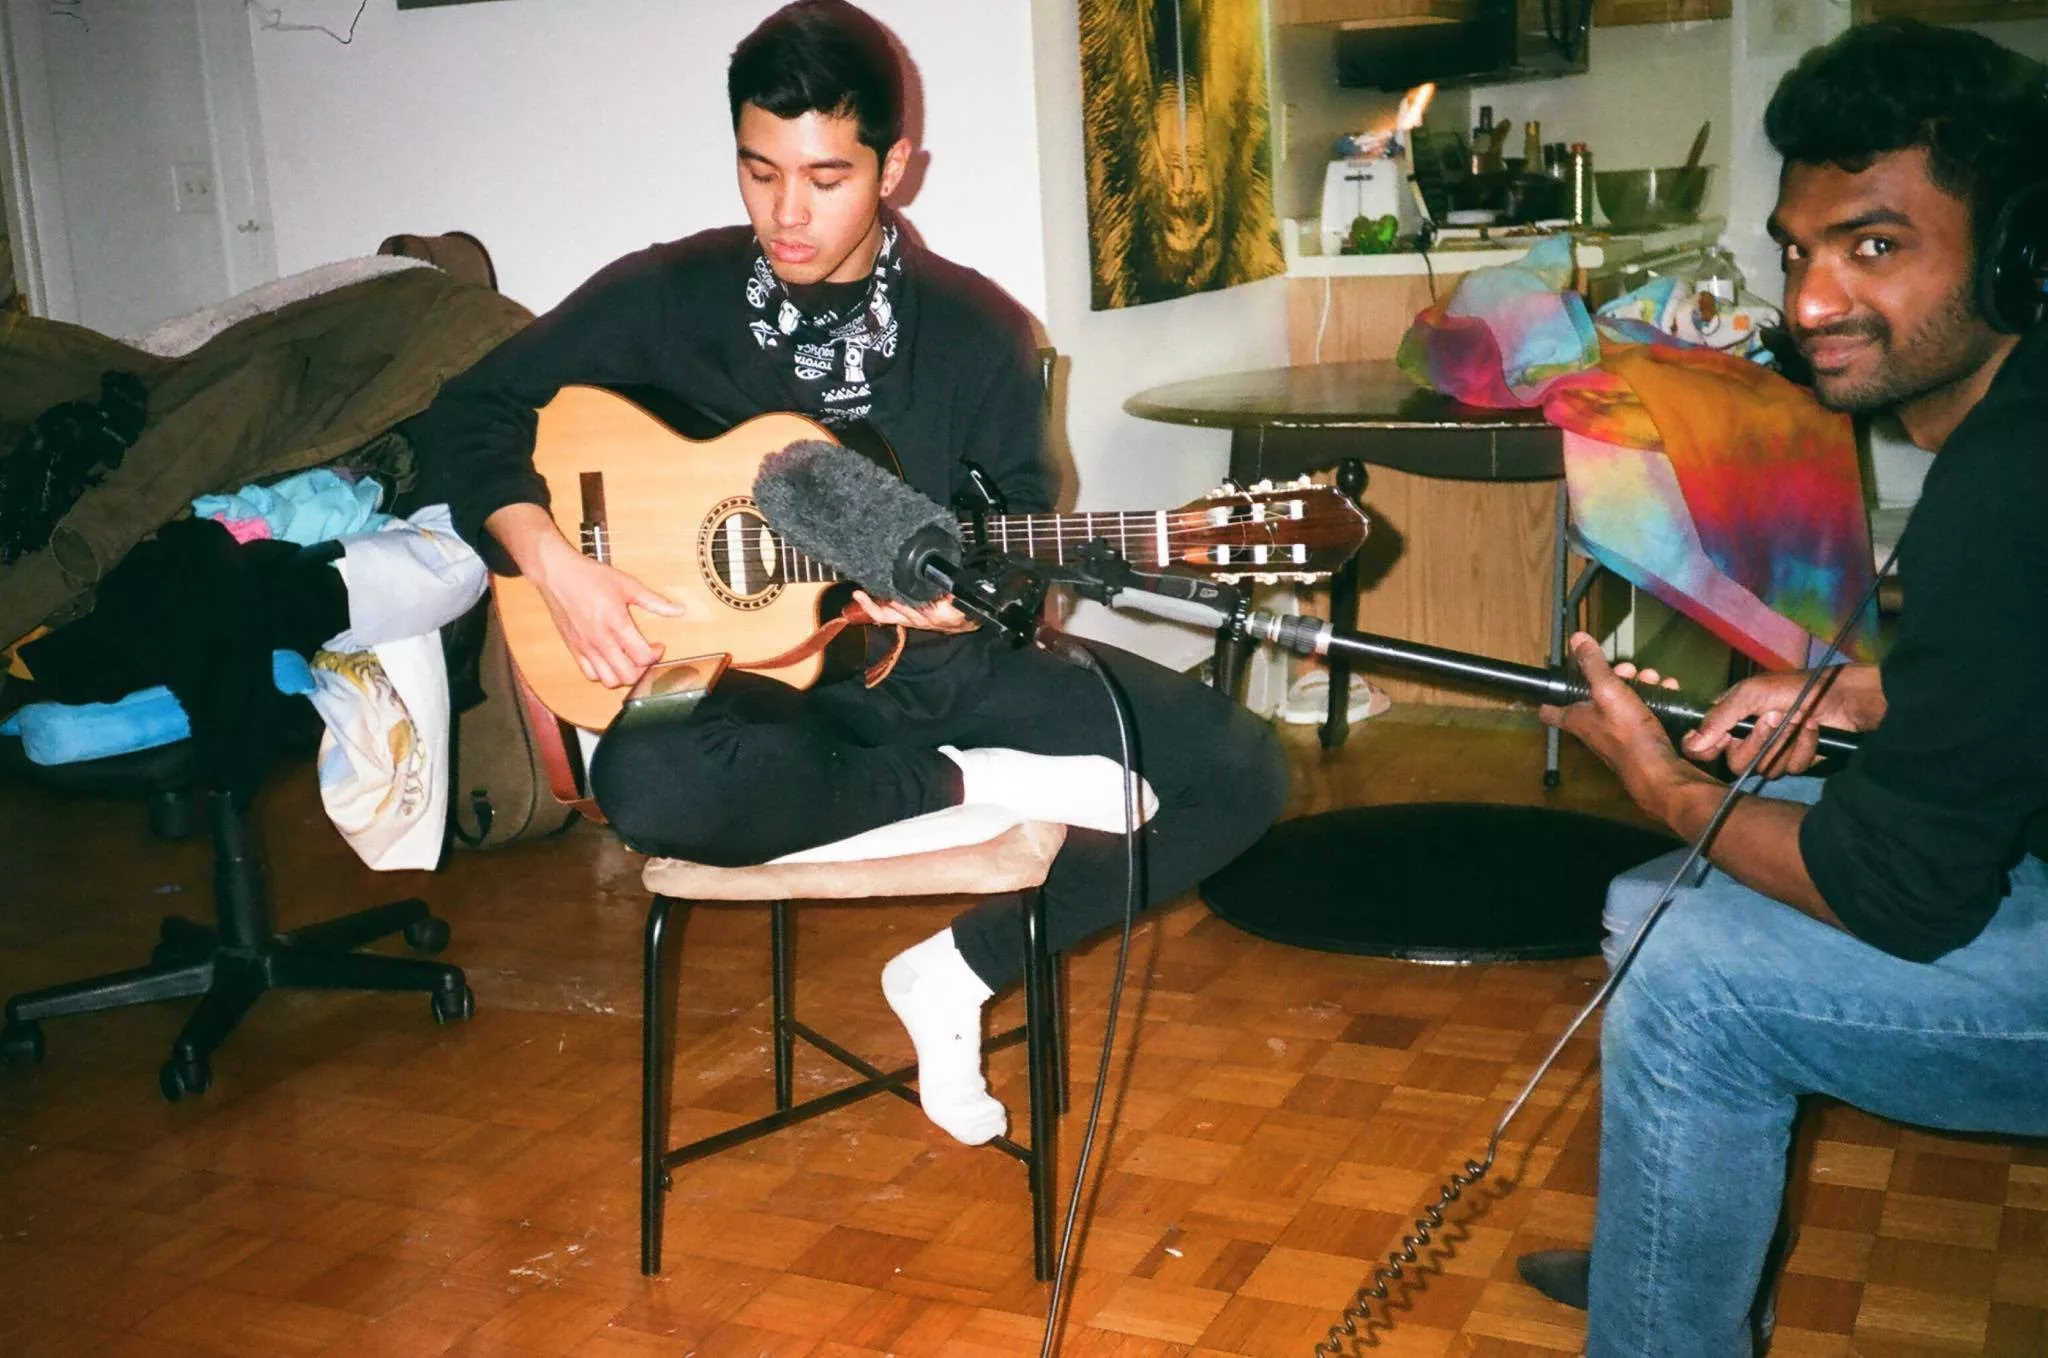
[638,813,1069,1279]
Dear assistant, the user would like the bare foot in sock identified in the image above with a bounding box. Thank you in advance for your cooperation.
[939,745,1157,834]
[882,929,1006,1145]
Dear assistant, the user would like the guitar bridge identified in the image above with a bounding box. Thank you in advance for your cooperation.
[580,471,610,564]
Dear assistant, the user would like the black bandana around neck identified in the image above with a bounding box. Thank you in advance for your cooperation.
[743,218,907,428]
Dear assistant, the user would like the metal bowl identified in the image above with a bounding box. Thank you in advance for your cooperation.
[1594,166,1712,231]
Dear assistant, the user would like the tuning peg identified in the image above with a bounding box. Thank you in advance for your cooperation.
[1249,479,1274,493]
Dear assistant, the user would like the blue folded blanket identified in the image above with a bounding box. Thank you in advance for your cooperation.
[0,651,316,765]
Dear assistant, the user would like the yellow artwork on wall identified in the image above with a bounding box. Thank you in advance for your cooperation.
[1078,0,1285,310]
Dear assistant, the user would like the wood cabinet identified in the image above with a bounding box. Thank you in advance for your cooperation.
[1283,273,1568,708]
[1594,0,1731,23]
[1272,0,1473,26]
[1854,0,2048,19]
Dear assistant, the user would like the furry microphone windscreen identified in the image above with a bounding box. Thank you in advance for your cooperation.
[753,440,960,604]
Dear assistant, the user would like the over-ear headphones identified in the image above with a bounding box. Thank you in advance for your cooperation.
[1979,180,2048,334]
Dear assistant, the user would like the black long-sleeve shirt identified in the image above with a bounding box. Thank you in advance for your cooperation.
[408,225,1051,575]
[1799,320,2048,962]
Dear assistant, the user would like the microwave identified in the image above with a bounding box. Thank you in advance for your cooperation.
[1334,0,1591,91]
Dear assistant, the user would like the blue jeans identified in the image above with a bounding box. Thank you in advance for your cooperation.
[1588,777,2048,1357]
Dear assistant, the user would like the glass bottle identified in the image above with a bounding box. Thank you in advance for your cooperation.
[1471,105,1495,176]
[1690,245,1745,339]
[1569,143,1594,226]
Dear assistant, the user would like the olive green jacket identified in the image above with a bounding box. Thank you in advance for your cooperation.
[0,268,531,646]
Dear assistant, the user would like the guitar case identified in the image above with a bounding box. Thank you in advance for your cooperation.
[442,596,579,850]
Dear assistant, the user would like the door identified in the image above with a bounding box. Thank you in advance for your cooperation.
[0,0,273,335]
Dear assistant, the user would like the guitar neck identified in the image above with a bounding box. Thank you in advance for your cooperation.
[769,510,1181,584]
[971,510,1182,570]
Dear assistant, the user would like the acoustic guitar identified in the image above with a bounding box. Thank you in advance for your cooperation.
[494,385,1369,729]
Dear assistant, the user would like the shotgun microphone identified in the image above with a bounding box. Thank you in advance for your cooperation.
[752,440,1068,654]
[1083,556,1862,757]
[753,440,962,605]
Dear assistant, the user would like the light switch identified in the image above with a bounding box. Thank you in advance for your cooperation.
[171,162,215,215]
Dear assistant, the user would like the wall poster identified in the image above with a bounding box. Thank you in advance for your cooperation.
[1077,0,1284,310]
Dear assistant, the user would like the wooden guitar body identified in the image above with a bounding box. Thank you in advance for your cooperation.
[491,388,877,730]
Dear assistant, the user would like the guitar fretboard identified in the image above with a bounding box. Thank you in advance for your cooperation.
[766,508,1306,585]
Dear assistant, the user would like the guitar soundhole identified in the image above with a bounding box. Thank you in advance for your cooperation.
[698,496,784,610]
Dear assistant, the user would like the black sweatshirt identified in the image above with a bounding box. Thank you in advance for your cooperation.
[408,225,1051,576]
[1799,320,2048,962]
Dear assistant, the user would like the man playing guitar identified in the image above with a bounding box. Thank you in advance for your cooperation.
[410,0,1289,1146]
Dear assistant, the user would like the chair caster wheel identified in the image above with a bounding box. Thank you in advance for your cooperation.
[160,1055,210,1101]
[403,915,451,955]
[432,982,475,1025]
[2,1021,45,1066]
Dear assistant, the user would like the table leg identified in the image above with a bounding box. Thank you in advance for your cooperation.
[1545,482,1569,788]
[1212,626,1254,701]
[1320,459,1367,751]
[1213,425,1263,702]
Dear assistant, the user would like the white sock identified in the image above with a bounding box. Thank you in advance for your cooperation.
[881,929,1006,1145]
[938,745,1158,835]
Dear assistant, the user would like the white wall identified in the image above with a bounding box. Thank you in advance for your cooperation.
[2,0,260,335]
[1460,19,1735,222]
[1722,0,1850,307]
[1029,0,1290,664]
[247,0,1048,318]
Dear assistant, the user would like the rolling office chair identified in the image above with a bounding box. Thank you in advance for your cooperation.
[0,655,473,1101]
[0,227,510,1098]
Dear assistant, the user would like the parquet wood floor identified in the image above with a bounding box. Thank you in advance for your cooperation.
[1,708,2042,1356]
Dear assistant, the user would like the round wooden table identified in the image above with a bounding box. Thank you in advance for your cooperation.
[1126,358,1561,483]
[1128,361,1629,960]
[1127,359,1596,775]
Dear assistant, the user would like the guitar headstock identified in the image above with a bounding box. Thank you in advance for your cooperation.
[1167,478,1368,583]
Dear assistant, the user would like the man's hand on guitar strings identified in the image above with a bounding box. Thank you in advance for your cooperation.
[532,540,686,689]
[850,589,979,634]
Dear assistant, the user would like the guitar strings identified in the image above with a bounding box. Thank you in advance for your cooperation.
[755,513,1333,570]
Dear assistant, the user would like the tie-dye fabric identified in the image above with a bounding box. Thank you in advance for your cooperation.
[1397,238,1876,668]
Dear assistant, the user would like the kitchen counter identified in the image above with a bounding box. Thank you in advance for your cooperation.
[1283,215,1725,278]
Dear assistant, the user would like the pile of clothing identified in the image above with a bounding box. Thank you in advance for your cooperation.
[0,259,533,869]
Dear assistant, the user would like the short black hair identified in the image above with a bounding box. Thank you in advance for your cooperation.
[1765,19,2048,244]
[728,1,904,162]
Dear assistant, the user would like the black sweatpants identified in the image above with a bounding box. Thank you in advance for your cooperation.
[588,630,1290,991]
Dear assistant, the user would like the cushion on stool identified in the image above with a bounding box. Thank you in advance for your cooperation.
[641,806,1067,902]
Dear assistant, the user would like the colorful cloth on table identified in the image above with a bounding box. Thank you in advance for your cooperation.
[1396,237,1876,668]
[192,467,389,546]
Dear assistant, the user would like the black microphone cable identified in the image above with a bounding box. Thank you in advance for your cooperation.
[1315,546,1896,1356]
[1027,632,1144,1358]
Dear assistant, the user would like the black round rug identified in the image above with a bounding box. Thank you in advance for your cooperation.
[1200,803,1680,963]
